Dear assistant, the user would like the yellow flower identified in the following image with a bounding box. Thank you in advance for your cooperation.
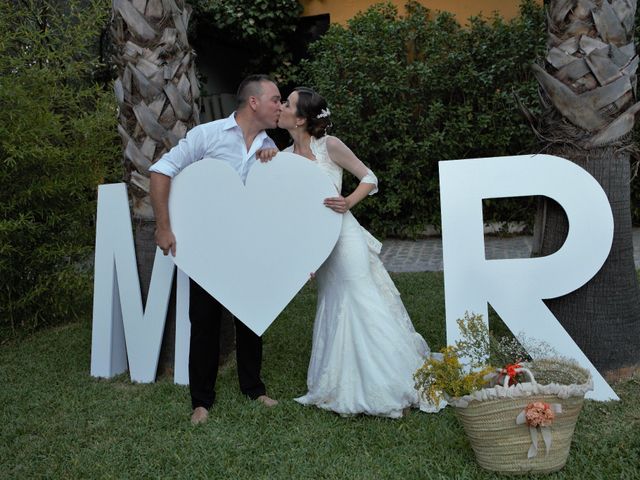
[414,346,492,403]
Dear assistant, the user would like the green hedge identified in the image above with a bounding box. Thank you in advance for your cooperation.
[297,1,640,236]
[0,0,120,336]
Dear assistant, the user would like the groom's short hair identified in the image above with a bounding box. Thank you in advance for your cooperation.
[236,74,276,109]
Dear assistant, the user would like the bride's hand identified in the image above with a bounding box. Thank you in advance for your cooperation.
[257,148,279,163]
[323,195,351,214]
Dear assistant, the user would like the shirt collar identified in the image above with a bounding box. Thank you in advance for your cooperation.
[223,111,270,146]
[222,111,239,131]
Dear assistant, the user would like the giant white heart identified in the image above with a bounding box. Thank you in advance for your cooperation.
[168,152,342,335]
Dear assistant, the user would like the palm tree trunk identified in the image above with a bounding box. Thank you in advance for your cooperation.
[532,0,640,380]
[111,0,200,216]
[111,0,233,374]
[535,146,640,380]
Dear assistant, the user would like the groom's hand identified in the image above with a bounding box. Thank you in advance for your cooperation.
[155,227,177,256]
[257,148,279,163]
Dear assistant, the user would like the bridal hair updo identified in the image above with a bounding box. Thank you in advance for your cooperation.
[294,87,332,138]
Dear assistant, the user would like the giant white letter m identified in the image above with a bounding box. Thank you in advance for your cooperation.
[90,184,190,384]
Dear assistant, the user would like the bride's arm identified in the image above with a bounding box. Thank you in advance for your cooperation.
[323,136,377,213]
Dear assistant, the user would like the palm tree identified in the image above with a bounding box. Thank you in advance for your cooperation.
[110,0,203,372]
[530,0,640,380]
[112,0,200,218]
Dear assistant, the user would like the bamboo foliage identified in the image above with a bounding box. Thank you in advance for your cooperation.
[533,0,638,148]
[112,0,200,218]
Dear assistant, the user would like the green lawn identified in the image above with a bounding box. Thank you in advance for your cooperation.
[1,272,639,479]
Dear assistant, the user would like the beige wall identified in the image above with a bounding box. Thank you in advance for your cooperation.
[301,0,542,25]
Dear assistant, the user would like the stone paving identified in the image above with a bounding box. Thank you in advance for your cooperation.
[380,228,640,273]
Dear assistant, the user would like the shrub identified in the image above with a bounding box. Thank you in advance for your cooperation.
[296,1,640,236]
[0,0,120,337]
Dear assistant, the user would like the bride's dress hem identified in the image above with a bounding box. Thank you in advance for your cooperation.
[293,395,411,419]
[293,394,445,419]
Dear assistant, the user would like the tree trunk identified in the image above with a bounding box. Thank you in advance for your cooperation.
[111,0,233,375]
[535,147,640,379]
[531,0,640,380]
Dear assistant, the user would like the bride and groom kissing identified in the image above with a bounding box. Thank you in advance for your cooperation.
[149,74,443,425]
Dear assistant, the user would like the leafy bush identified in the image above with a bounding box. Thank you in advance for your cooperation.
[0,0,120,337]
[297,1,640,235]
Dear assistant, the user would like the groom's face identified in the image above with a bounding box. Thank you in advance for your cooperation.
[254,81,282,129]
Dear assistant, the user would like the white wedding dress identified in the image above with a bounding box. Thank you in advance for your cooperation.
[290,136,443,418]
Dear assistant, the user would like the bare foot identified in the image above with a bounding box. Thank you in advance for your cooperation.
[191,406,208,425]
[256,395,279,407]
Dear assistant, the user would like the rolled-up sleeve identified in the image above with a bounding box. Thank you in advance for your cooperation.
[360,168,378,195]
[149,126,206,178]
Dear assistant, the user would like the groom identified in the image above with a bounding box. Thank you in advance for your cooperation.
[149,74,282,424]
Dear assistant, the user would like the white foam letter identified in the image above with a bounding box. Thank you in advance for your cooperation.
[439,155,617,401]
[90,183,189,384]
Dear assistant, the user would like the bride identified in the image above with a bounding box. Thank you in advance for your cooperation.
[275,87,442,418]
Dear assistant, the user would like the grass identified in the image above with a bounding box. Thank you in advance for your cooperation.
[1,272,639,479]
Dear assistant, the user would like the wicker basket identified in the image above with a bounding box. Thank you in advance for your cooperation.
[452,367,590,474]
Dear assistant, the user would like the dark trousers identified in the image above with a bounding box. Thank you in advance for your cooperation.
[188,278,266,410]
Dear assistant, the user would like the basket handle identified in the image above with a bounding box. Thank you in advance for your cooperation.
[501,367,536,387]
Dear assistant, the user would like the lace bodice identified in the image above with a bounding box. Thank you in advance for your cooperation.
[309,136,345,193]
[285,136,378,195]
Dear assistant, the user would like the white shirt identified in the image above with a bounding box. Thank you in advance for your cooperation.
[149,112,277,182]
